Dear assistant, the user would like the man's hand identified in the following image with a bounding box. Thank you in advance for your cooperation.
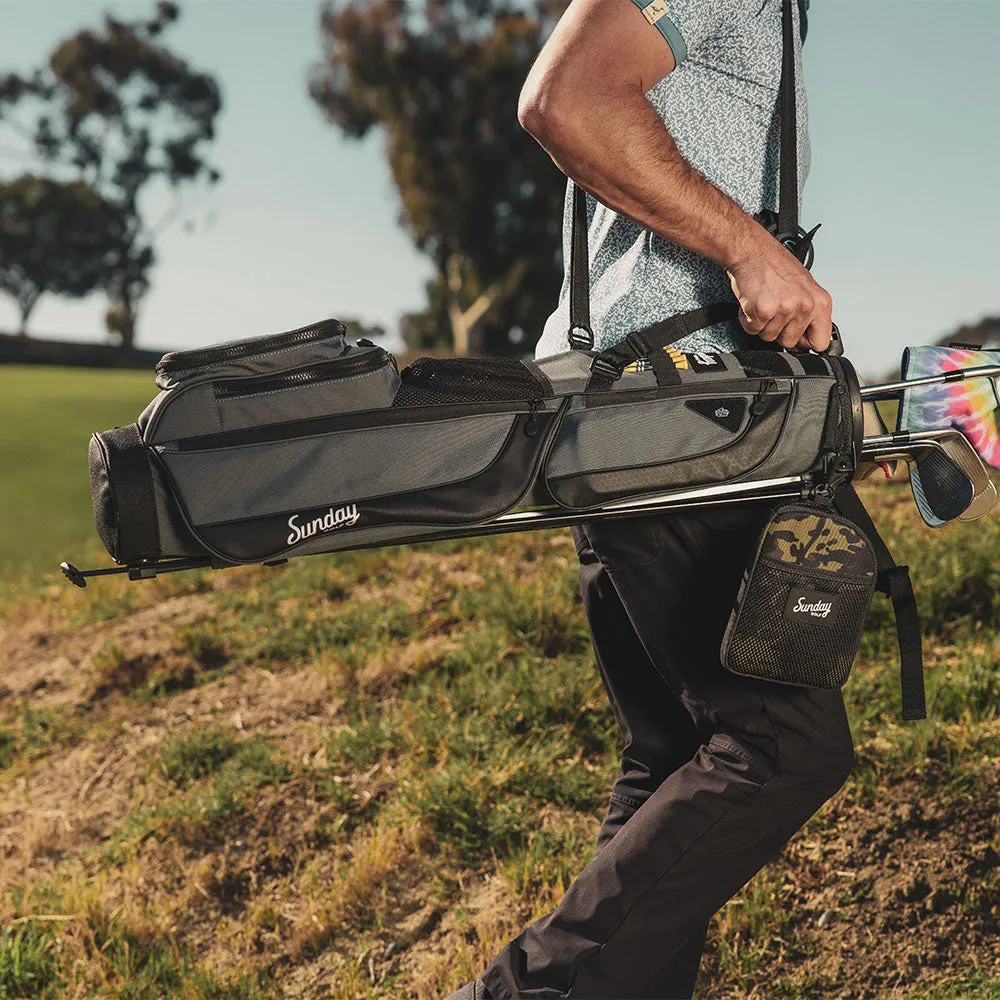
[727,239,834,352]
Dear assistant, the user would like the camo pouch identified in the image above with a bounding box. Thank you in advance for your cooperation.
[721,503,878,689]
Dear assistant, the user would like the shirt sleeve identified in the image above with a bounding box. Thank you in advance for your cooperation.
[628,0,729,67]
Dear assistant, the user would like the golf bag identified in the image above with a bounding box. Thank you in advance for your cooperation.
[89,316,862,569]
[76,0,930,719]
[84,315,932,721]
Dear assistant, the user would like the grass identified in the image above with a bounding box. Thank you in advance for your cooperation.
[0,921,62,999]
[910,973,1000,999]
[2,512,998,995]
[0,705,80,774]
[0,365,156,590]
[105,729,290,859]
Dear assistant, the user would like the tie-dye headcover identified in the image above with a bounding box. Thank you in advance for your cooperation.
[897,346,1000,469]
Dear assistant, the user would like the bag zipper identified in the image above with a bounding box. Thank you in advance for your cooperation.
[156,318,344,375]
[172,398,536,452]
[525,399,543,437]
[751,379,777,417]
[581,377,791,410]
[214,349,390,399]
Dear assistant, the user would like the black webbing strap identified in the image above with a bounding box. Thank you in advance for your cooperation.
[586,302,739,391]
[568,183,594,350]
[777,0,799,239]
[105,423,161,562]
[835,483,927,721]
[645,347,682,388]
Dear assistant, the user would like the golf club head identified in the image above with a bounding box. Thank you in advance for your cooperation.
[910,445,975,526]
[911,429,997,524]
[935,430,998,521]
[861,428,996,526]
[960,479,998,522]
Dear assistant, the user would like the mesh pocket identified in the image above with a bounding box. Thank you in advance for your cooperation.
[730,350,795,378]
[722,560,875,688]
[721,504,878,689]
[393,357,547,407]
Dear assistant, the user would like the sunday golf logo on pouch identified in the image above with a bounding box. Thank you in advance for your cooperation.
[784,587,838,625]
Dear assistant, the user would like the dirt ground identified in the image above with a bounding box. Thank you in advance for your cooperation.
[1,589,998,999]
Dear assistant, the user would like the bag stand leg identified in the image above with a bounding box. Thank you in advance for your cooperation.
[60,557,218,589]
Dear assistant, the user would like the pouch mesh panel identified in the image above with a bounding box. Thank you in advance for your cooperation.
[393,357,547,407]
[724,560,874,689]
[723,505,877,690]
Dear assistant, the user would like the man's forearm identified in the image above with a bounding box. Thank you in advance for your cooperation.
[518,0,833,350]
[519,84,765,272]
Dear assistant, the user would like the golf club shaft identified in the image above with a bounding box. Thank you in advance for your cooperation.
[859,364,1000,400]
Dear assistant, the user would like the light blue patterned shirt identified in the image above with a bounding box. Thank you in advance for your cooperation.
[534,0,811,361]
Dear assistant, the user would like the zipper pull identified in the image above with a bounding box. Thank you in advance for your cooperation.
[356,337,397,373]
[525,399,542,437]
[751,379,776,418]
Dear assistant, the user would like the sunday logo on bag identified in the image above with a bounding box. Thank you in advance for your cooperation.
[783,586,839,626]
[286,503,360,546]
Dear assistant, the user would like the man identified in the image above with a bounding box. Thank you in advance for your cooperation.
[447,1,855,997]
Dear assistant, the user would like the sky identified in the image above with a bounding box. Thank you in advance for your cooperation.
[0,0,998,377]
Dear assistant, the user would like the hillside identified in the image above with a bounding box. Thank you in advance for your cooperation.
[0,480,999,999]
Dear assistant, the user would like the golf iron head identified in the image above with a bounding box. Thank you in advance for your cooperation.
[860,428,997,527]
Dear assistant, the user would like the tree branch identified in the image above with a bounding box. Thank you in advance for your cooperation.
[446,254,528,355]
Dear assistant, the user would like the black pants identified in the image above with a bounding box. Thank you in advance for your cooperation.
[481,503,855,1000]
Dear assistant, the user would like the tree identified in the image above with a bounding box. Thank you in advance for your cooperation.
[310,1,568,356]
[0,2,222,346]
[0,175,126,334]
[936,317,1000,350]
[339,316,388,342]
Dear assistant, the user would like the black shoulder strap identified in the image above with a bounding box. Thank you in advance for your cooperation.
[835,483,927,721]
[777,0,799,239]
[566,0,801,353]
[568,183,594,350]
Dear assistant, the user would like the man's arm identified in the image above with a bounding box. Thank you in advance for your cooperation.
[518,0,833,351]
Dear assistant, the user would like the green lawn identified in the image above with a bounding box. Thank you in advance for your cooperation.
[0,365,158,589]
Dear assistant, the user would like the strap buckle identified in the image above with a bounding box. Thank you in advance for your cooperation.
[591,355,624,381]
[568,325,594,351]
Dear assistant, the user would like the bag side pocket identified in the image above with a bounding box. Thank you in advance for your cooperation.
[721,503,877,689]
